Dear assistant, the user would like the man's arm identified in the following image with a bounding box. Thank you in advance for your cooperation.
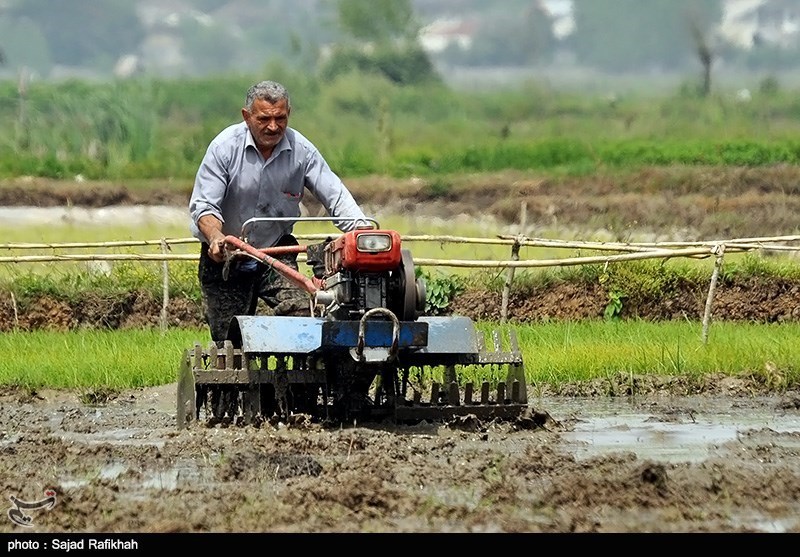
[189,138,230,262]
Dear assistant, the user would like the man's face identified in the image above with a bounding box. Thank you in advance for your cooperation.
[242,97,290,154]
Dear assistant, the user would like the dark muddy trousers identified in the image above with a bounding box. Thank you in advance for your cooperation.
[198,235,311,343]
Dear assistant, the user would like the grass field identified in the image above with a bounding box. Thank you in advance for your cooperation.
[1,320,796,393]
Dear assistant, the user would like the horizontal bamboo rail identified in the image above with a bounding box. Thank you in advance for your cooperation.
[3,234,800,261]
[3,233,800,336]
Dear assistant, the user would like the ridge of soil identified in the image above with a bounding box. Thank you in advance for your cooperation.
[2,273,800,333]
[3,166,800,239]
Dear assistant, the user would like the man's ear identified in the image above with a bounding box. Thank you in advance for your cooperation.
[241,108,249,121]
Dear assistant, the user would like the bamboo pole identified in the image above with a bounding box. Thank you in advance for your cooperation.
[0,244,718,265]
[413,245,719,268]
[10,291,19,330]
[0,238,198,250]
[3,234,800,253]
[501,203,526,323]
[0,254,200,263]
[160,239,170,334]
[701,244,726,345]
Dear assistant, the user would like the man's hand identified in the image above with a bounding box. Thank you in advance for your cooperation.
[207,235,227,263]
[198,215,227,263]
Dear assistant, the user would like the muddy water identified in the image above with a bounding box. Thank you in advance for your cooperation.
[31,385,800,466]
[0,206,188,227]
[541,395,800,463]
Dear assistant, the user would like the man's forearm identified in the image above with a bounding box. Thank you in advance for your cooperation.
[197,214,225,244]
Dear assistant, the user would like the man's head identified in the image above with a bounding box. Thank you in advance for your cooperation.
[242,80,291,156]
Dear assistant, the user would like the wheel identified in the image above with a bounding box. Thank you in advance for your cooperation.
[392,249,425,321]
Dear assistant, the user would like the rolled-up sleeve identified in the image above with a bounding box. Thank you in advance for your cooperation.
[189,144,228,240]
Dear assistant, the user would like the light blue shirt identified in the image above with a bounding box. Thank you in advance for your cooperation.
[189,122,366,249]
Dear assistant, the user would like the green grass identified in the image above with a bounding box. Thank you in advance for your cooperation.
[508,320,799,383]
[0,328,210,389]
[2,321,797,392]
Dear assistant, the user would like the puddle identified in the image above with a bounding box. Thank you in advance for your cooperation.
[59,462,129,490]
[57,428,168,449]
[0,205,186,227]
[542,396,800,463]
[59,459,213,492]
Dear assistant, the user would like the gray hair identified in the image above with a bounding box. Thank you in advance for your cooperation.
[245,80,291,111]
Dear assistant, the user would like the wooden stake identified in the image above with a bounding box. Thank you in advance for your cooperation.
[701,244,726,345]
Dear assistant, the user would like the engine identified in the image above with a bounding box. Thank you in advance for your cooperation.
[314,227,426,322]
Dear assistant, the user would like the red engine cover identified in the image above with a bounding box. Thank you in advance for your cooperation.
[329,229,403,272]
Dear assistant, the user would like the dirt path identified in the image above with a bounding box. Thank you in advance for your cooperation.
[2,383,799,533]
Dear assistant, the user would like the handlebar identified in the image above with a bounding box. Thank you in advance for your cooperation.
[240,216,380,240]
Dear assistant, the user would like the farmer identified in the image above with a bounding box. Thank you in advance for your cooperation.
[189,79,367,342]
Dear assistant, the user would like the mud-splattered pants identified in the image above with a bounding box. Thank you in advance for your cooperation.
[198,235,312,343]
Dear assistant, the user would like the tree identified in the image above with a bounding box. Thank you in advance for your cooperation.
[336,0,418,44]
[0,16,51,76]
[178,19,238,76]
[6,0,144,70]
[321,0,439,85]
[570,0,722,73]
[689,18,713,97]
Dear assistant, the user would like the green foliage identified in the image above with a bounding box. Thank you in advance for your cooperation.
[4,75,800,180]
[0,16,51,75]
[604,291,626,321]
[420,270,466,315]
[7,0,144,70]
[598,259,705,309]
[721,252,800,281]
[423,179,453,199]
[336,0,419,43]
[453,7,556,66]
[320,45,440,85]
[759,76,780,97]
[177,19,239,76]
[2,261,202,305]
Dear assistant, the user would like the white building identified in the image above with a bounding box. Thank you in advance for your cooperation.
[719,0,800,49]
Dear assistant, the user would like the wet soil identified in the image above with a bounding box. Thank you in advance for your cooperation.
[1,382,799,533]
[3,169,800,533]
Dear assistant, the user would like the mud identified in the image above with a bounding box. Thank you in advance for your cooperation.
[1,382,799,533]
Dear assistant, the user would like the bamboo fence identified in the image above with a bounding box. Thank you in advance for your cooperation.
[3,233,800,342]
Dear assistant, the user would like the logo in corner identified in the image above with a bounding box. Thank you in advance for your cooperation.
[7,489,57,527]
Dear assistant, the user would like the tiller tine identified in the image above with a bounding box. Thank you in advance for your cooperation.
[393,327,528,423]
